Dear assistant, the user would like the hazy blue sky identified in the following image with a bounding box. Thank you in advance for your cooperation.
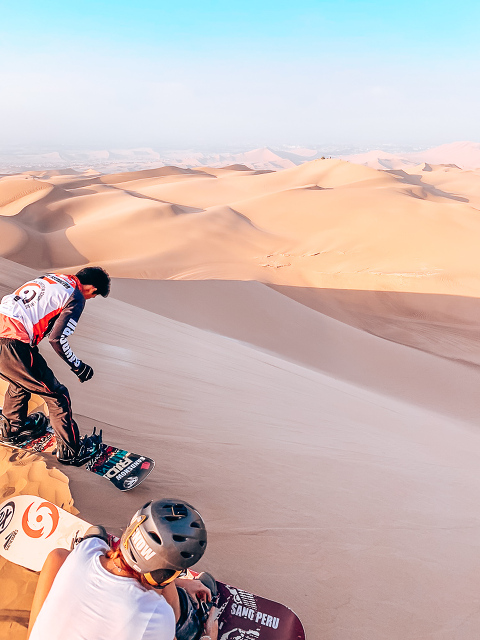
[1,0,479,149]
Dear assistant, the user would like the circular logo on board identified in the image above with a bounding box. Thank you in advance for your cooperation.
[123,476,139,489]
[0,502,15,534]
[22,501,59,539]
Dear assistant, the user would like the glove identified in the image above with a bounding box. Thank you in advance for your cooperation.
[72,362,94,383]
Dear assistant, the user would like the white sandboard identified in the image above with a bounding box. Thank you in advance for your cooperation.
[0,494,91,571]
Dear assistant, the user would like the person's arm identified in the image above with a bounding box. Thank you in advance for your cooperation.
[161,582,217,640]
[161,575,213,622]
[48,290,93,382]
[161,581,182,622]
[27,548,71,638]
[200,606,218,640]
[175,576,212,605]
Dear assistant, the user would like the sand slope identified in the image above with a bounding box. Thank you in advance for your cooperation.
[2,159,480,638]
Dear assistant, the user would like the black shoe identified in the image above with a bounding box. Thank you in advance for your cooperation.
[57,428,103,466]
[23,412,49,437]
[0,411,48,444]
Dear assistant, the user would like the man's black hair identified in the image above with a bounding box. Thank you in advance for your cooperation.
[75,266,111,298]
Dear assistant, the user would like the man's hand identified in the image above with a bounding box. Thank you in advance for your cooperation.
[176,576,211,605]
[72,362,94,383]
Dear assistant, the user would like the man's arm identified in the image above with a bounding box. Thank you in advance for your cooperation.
[159,577,212,622]
[175,576,212,604]
[161,580,218,640]
[48,290,93,382]
[27,548,71,638]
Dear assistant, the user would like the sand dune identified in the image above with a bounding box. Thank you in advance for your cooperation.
[0,145,312,174]
[2,156,479,317]
[3,159,480,639]
[2,159,480,294]
[343,141,480,171]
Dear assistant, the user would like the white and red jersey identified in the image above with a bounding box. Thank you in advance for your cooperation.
[0,274,86,369]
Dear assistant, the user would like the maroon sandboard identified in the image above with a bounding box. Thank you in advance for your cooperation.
[215,581,305,640]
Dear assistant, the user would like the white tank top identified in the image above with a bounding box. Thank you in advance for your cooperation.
[29,538,176,640]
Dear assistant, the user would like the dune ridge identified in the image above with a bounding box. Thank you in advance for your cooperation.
[2,159,480,296]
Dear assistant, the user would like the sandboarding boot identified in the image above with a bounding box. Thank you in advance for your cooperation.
[0,410,48,444]
[57,427,103,467]
[175,572,218,640]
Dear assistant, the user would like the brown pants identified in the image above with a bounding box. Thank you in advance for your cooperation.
[0,338,80,454]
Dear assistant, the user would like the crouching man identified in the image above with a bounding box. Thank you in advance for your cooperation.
[0,267,110,465]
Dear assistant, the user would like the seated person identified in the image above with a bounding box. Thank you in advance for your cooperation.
[27,498,219,640]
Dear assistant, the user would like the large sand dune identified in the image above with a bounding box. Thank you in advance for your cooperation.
[342,141,480,172]
[2,160,480,639]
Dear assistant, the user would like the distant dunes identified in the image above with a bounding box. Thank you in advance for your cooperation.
[4,140,480,174]
[1,158,480,299]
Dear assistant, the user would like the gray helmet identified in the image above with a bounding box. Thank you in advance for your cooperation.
[120,499,207,587]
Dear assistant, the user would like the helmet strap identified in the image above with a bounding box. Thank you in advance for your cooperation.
[122,515,148,552]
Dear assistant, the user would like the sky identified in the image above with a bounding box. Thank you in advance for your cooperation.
[1,0,480,150]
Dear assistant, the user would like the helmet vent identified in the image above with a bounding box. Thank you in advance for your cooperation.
[129,548,139,563]
[148,531,162,545]
[199,540,206,547]
[190,522,200,528]
[181,551,194,558]
[172,534,187,542]
[164,504,189,520]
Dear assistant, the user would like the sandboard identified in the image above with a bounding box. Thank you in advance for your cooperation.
[0,495,306,640]
[0,411,155,491]
[215,580,305,640]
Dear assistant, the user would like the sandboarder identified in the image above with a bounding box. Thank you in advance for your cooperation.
[0,267,110,465]
[27,498,218,640]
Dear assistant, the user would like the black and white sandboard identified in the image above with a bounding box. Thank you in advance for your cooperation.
[0,411,154,491]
